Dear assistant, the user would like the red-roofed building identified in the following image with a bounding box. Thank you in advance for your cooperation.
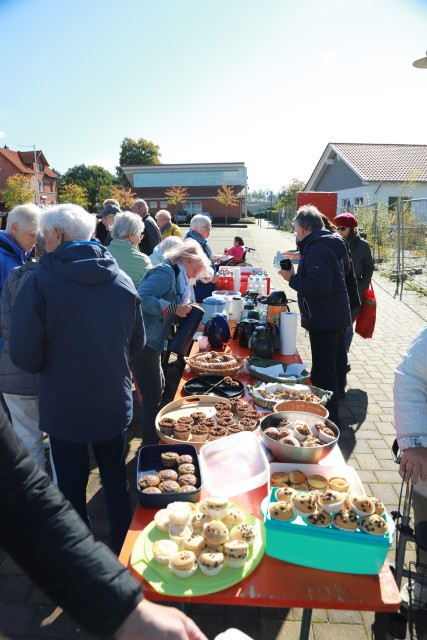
[0,147,58,212]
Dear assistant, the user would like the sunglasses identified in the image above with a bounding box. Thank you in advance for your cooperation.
[337,226,350,231]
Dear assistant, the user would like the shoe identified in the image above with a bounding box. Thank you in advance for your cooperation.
[400,580,427,610]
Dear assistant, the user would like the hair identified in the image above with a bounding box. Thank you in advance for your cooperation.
[234,235,244,246]
[189,214,211,232]
[41,204,96,241]
[164,238,211,275]
[161,236,183,253]
[349,226,360,238]
[6,203,40,233]
[110,212,145,240]
[132,199,149,216]
[103,198,120,208]
[155,209,171,223]
[320,214,337,232]
[293,205,325,232]
[34,230,47,259]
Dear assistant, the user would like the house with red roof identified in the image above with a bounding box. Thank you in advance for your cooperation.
[0,147,58,212]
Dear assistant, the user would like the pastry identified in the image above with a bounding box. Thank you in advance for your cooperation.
[182,534,207,554]
[370,496,386,516]
[180,484,197,493]
[294,423,312,440]
[158,417,176,435]
[216,410,234,420]
[328,477,350,492]
[316,424,336,443]
[158,480,181,493]
[307,474,328,490]
[173,424,191,441]
[318,490,346,513]
[198,550,225,576]
[203,520,229,548]
[227,423,244,435]
[161,451,180,467]
[138,474,160,489]
[166,501,192,525]
[239,417,258,431]
[177,454,193,466]
[142,486,161,494]
[209,426,228,440]
[349,494,375,517]
[270,471,290,486]
[269,500,295,521]
[168,523,193,545]
[223,539,249,568]
[169,550,198,578]
[333,508,359,531]
[277,419,291,428]
[361,514,389,536]
[291,492,316,517]
[154,509,171,532]
[199,417,216,429]
[307,509,332,527]
[216,416,235,427]
[236,400,249,416]
[157,469,178,483]
[215,400,232,411]
[221,507,246,529]
[279,436,300,447]
[264,427,280,440]
[303,436,323,447]
[191,512,212,532]
[290,482,309,491]
[178,463,196,476]
[190,411,207,424]
[177,415,194,426]
[204,496,229,519]
[243,410,261,424]
[277,427,293,439]
[229,523,258,546]
[152,539,179,564]
[289,470,307,484]
[178,473,197,487]
[275,486,296,502]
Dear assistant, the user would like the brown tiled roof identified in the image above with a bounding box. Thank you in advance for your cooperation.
[0,148,57,179]
[330,143,427,181]
[0,148,33,174]
[19,150,48,166]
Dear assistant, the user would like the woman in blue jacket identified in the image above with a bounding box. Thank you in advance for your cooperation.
[133,239,211,444]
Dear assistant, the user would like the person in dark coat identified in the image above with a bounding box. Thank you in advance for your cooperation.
[279,205,352,426]
[131,198,161,255]
[95,201,120,246]
[9,204,145,554]
[0,403,207,639]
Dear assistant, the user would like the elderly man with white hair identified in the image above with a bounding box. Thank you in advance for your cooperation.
[0,203,39,296]
[155,209,182,240]
[185,213,219,302]
[131,198,161,255]
[9,203,146,554]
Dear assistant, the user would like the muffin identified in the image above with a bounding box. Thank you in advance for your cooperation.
[239,417,258,432]
[264,427,280,441]
[157,469,178,483]
[294,423,313,441]
[182,534,207,554]
[290,482,309,491]
[159,480,181,493]
[178,463,196,476]
[154,509,171,531]
[209,426,228,440]
[178,473,198,488]
[169,550,197,578]
[243,410,261,425]
[280,436,300,447]
[229,523,258,546]
[227,423,244,435]
[307,474,328,490]
[177,454,193,466]
[138,474,160,489]
[198,550,225,576]
[199,417,216,429]
[318,490,346,513]
[221,507,246,529]
[167,501,192,525]
[370,496,386,516]
[203,520,229,549]
[216,410,234,420]
[223,539,249,568]
[168,523,193,545]
[161,451,180,467]
[236,400,249,416]
[269,500,295,521]
[215,400,232,412]
[303,436,323,447]
[307,509,332,527]
[191,512,212,532]
[180,484,197,493]
[152,539,179,564]
[270,471,290,486]
[333,508,359,531]
[316,425,336,443]
[275,486,296,502]
[289,470,307,484]
[190,411,207,424]
[177,415,194,427]
[142,486,161,494]
[291,493,316,518]
[277,419,292,428]
[361,514,389,536]
[158,417,177,436]
[216,416,235,428]
[204,496,229,519]
[348,494,375,517]
[173,423,191,441]
[328,477,350,492]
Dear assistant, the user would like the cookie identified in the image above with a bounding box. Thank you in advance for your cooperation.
[269,500,295,521]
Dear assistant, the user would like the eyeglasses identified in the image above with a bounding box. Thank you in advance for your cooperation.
[337,226,350,231]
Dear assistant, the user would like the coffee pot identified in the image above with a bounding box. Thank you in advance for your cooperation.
[249,324,276,359]
[232,318,259,348]
[266,291,290,326]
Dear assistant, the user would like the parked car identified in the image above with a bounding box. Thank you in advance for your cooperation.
[174,210,189,223]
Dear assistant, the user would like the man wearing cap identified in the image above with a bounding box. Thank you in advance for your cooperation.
[333,212,374,364]
[96,200,121,246]
[131,199,161,255]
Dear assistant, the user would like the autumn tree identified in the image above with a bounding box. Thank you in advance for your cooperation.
[58,183,89,209]
[165,185,189,210]
[214,183,239,224]
[1,174,35,210]
[109,185,137,210]
[61,164,117,212]
[117,137,161,185]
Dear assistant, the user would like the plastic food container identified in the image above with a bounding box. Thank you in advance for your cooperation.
[199,431,269,498]
[264,488,394,574]
[136,443,201,508]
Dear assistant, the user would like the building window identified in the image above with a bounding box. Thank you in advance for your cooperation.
[160,201,168,208]
[149,201,157,209]
[341,198,351,212]
[354,197,363,208]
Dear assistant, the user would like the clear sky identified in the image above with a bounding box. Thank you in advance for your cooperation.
[1,0,427,193]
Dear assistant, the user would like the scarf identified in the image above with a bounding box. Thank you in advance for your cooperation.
[160,222,172,233]
[185,229,213,262]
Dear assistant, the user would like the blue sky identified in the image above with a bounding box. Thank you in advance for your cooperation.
[1,0,427,193]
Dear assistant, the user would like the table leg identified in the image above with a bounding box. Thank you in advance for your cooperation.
[299,608,312,640]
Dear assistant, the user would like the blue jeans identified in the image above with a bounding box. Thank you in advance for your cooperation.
[49,431,131,554]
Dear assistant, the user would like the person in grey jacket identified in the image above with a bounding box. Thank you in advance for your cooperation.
[0,230,46,471]
[132,239,210,444]
[395,326,427,608]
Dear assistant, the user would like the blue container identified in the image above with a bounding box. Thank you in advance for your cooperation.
[264,488,393,575]
[136,443,201,508]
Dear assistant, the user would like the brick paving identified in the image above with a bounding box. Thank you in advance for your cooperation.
[1,219,426,639]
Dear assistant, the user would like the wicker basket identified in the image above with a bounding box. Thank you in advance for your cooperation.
[184,354,246,376]
[273,399,329,418]
[247,356,310,384]
[247,382,332,409]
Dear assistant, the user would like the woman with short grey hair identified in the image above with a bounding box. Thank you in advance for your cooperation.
[108,212,151,286]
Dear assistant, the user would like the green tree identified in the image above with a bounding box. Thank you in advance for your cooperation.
[61,164,117,212]
[165,185,188,209]
[214,183,239,224]
[248,189,270,201]
[276,179,306,210]
[58,183,89,209]
[1,174,35,210]
[117,137,161,185]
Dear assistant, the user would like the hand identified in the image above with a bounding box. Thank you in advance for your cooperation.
[400,447,427,484]
[115,599,208,640]
[176,303,192,318]
[278,267,294,281]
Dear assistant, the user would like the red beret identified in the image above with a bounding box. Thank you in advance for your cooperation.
[333,213,358,228]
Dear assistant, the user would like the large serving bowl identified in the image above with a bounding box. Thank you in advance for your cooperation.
[260,411,339,463]
[273,399,329,418]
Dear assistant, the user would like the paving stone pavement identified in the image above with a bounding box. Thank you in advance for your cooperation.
[1,220,426,640]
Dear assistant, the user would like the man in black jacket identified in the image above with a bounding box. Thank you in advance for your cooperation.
[279,205,352,426]
[132,198,161,255]
[0,405,207,640]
